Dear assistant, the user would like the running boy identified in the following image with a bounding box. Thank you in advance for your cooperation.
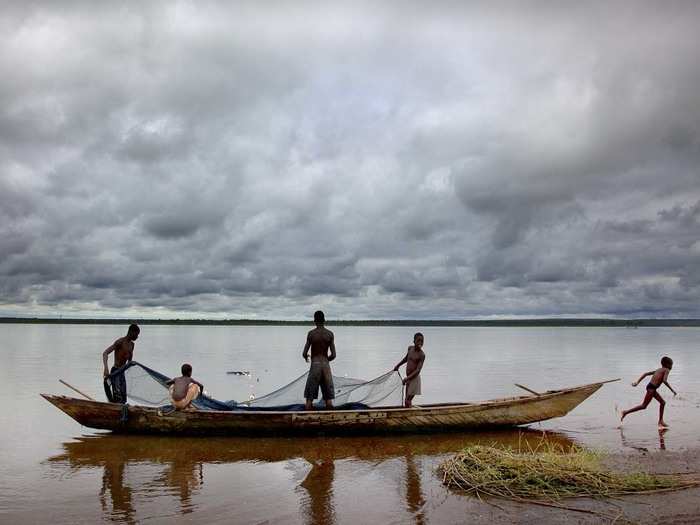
[393,333,425,408]
[621,356,677,428]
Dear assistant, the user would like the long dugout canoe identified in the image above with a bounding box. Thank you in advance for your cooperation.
[41,379,614,435]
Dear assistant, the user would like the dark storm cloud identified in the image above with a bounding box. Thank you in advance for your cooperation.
[1,1,700,319]
[142,208,226,239]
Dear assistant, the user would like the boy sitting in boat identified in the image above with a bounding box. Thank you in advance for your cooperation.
[621,356,677,428]
[167,364,204,411]
[393,333,425,408]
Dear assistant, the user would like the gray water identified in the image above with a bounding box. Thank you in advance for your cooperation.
[1,324,699,523]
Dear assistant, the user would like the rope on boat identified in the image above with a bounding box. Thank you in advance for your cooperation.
[397,370,405,406]
[120,404,129,424]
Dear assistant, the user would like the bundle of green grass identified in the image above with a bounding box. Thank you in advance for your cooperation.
[440,440,695,501]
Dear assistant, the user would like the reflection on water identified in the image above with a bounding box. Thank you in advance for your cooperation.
[299,454,335,525]
[405,455,426,525]
[8,324,699,522]
[100,455,135,524]
[618,426,668,452]
[47,430,576,524]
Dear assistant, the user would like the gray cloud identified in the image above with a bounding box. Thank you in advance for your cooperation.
[1,2,700,319]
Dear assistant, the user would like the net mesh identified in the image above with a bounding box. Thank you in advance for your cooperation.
[108,361,403,411]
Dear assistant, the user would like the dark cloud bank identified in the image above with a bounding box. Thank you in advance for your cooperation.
[1,2,699,319]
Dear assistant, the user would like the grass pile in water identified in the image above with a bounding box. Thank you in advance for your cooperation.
[440,439,696,502]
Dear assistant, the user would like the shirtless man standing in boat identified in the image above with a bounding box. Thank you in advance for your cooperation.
[393,333,425,408]
[102,324,140,403]
[302,310,336,410]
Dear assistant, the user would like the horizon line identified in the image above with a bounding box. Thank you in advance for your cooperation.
[2,316,699,326]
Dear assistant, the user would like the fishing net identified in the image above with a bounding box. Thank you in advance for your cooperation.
[242,369,403,410]
[107,361,403,411]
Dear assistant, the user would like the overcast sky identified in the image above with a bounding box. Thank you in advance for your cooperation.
[1,2,699,319]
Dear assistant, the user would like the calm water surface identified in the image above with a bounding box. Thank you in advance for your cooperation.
[1,324,699,523]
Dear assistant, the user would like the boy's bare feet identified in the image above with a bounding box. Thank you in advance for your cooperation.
[658,420,669,428]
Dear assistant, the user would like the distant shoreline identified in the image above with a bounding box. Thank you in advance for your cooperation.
[1,317,699,327]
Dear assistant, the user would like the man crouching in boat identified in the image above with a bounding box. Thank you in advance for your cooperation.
[302,310,336,410]
[167,364,204,410]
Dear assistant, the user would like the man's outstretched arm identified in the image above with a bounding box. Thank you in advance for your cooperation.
[631,371,654,386]
[393,351,408,371]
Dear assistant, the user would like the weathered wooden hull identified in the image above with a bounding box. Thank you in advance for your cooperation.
[42,381,606,435]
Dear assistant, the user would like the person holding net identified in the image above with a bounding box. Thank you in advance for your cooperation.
[302,310,336,410]
[102,324,140,403]
[393,333,426,408]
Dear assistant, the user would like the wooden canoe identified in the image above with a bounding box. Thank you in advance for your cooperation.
[42,379,612,435]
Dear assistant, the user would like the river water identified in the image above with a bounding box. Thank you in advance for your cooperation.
[1,324,699,523]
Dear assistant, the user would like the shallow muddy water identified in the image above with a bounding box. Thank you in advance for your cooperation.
[1,324,699,523]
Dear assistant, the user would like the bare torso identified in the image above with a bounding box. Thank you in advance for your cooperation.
[650,367,668,386]
[113,336,134,368]
[306,327,335,362]
[405,345,425,377]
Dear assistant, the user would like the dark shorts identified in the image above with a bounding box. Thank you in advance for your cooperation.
[646,382,659,391]
[110,365,127,403]
[304,361,335,400]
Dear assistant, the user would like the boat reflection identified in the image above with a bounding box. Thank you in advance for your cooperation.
[47,429,576,524]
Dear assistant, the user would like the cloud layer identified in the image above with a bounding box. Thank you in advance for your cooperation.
[1,2,700,318]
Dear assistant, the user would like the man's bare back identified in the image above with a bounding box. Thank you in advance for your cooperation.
[304,327,336,362]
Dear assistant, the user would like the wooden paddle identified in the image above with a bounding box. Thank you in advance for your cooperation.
[514,383,541,396]
[515,378,621,397]
[59,379,96,401]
